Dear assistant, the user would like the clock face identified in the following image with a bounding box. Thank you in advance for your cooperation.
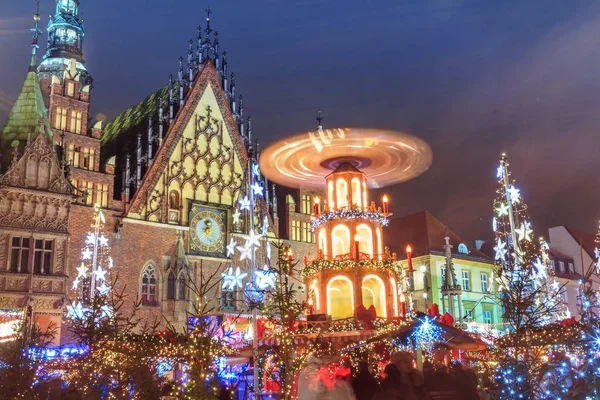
[189,205,227,256]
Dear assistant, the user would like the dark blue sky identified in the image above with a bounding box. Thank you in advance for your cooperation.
[1,1,598,243]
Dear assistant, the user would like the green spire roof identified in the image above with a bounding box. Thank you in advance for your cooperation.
[0,67,53,170]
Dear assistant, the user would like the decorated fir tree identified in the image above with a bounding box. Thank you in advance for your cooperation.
[492,153,568,399]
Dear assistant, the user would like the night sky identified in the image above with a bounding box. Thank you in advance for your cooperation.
[1,1,598,243]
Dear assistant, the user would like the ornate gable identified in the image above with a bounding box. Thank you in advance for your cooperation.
[127,62,249,224]
[0,131,72,196]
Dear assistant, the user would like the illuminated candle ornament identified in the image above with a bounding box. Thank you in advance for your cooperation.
[406,245,413,272]
[382,195,389,214]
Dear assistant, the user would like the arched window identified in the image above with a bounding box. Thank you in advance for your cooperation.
[319,229,328,258]
[362,275,386,317]
[355,224,373,258]
[141,264,157,305]
[351,178,361,208]
[458,243,469,255]
[167,271,175,300]
[169,190,179,209]
[336,178,348,209]
[331,224,350,258]
[327,276,354,319]
[177,272,186,300]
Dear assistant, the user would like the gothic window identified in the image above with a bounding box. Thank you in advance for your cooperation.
[54,107,67,130]
[95,184,109,207]
[290,221,300,241]
[141,264,157,305]
[81,148,95,170]
[70,111,83,134]
[25,159,37,187]
[300,195,311,214]
[169,191,180,209]
[10,237,30,273]
[82,181,94,205]
[167,271,175,300]
[33,239,53,274]
[66,81,75,97]
[458,244,469,254]
[67,144,80,167]
[177,273,186,300]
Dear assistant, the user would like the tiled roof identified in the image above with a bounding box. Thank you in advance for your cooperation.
[0,67,53,170]
[383,210,491,261]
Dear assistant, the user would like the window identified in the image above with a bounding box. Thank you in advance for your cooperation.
[177,273,186,300]
[558,261,565,272]
[54,107,67,130]
[96,184,108,207]
[465,309,473,321]
[220,290,237,311]
[481,273,488,293]
[550,260,555,272]
[10,237,30,273]
[484,310,492,324]
[76,181,94,205]
[81,148,95,170]
[561,287,568,304]
[67,81,75,97]
[441,267,446,286]
[141,265,157,305]
[167,272,175,300]
[458,243,469,254]
[33,239,53,274]
[290,221,300,241]
[568,263,574,274]
[67,144,80,167]
[70,111,83,134]
[462,270,470,291]
[300,222,314,243]
[300,195,311,214]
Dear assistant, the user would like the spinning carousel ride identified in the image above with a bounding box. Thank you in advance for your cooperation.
[260,126,432,320]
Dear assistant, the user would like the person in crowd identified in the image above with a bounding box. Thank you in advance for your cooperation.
[391,351,427,400]
[373,363,405,400]
[352,361,379,400]
[450,362,479,400]
[326,373,356,400]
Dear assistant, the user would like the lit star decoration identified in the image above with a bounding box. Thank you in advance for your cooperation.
[232,209,241,225]
[98,235,109,246]
[533,257,547,283]
[241,230,262,250]
[226,238,237,257]
[93,267,107,282]
[100,304,113,319]
[96,282,111,296]
[237,243,253,261]
[507,185,520,204]
[76,263,88,278]
[251,182,264,197]
[550,279,560,292]
[81,248,93,260]
[515,221,533,242]
[495,203,509,217]
[408,317,444,353]
[496,164,504,179]
[72,277,80,290]
[221,267,247,290]
[238,196,251,211]
[252,163,260,177]
[67,301,88,320]
[494,239,507,261]
[255,265,276,290]
[86,233,96,245]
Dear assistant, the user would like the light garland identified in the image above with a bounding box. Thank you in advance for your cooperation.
[310,209,389,232]
[302,258,401,277]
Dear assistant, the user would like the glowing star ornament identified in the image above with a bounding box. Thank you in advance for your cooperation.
[93,267,107,282]
[255,265,276,290]
[232,209,241,225]
[237,243,253,261]
[222,267,247,290]
[100,304,113,319]
[96,282,111,296]
[226,238,237,257]
[76,263,88,278]
[494,239,507,261]
[238,196,251,211]
[495,203,509,217]
[507,185,521,204]
[242,230,262,250]
[98,235,109,247]
[533,258,547,281]
[515,221,533,242]
[252,164,260,177]
[67,301,88,320]
[251,182,264,197]
[81,248,93,260]
[72,277,80,290]
[550,279,560,292]
[496,165,504,179]
[86,233,96,245]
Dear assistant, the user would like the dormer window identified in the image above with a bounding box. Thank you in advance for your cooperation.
[458,243,469,255]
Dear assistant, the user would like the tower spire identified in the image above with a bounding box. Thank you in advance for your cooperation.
[316,110,324,128]
[30,2,42,70]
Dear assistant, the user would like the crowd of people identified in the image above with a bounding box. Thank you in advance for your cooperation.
[297,351,482,400]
